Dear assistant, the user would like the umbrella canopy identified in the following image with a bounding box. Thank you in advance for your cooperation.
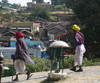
[49,41,69,48]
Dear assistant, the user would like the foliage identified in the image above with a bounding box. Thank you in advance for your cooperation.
[10,3,21,9]
[51,0,65,5]
[26,55,50,72]
[53,5,66,11]
[83,58,100,66]
[64,56,74,68]
[0,12,16,22]
[2,55,100,77]
[65,0,100,58]
[0,0,9,6]
[28,6,51,21]
[49,16,58,22]
[0,0,21,9]
[2,65,15,77]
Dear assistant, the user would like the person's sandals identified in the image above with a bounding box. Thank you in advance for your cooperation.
[13,78,19,81]
[26,72,33,80]
[76,69,83,72]
[70,67,76,72]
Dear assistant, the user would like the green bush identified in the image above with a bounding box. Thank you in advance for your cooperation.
[49,16,58,22]
[2,55,100,77]
[83,58,100,66]
[26,55,50,72]
[64,55,74,68]
[2,65,15,77]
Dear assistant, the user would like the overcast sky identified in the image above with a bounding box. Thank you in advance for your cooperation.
[0,0,51,6]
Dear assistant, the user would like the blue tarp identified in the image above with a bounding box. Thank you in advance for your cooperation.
[10,38,45,48]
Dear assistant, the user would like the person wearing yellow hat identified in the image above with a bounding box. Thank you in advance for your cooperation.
[70,24,86,72]
[72,24,80,31]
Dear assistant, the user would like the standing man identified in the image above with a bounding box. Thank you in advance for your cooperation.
[70,24,86,72]
[13,32,34,81]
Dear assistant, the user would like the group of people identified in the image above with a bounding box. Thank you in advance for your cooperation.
[0,24,86,82]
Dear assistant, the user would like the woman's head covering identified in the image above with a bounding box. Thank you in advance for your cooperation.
[15,32,24,38]
[72,24,80,31]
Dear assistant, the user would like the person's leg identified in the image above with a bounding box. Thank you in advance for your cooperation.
[13,60,19,81]
[70,52,78,71]
[13,59,28,81]
[26,71,33,80]
[76,52,84,72]
[13,74,19,81]
[18,60,32,80]
[18,60,27,74]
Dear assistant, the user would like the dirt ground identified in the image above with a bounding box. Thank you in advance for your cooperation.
[2,66,100,83]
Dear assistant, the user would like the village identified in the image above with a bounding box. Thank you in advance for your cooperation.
[0,0,76,59]
[0,0,99,83]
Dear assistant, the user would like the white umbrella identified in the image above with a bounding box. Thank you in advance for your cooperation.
[49,41,69,48]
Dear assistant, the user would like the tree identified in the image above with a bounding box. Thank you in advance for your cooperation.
[10,3,21,9]
[1,12,16,23]
[51,0,65,5]
[65,0,100,58]
[28,6,51,21]
[1,0,9,6]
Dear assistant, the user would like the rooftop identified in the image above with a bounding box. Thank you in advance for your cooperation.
[9,22,33,27]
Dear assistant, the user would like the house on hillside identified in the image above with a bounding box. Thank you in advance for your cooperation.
[1,30,34,39]
[2,31,15,37]
[33,22,41,32]
[0,36,11,47]
[40,22,72,41]
[0,23,8,33]
[21,30,34,39]
[8,22,41,33]
[27,0,52,9]
[8,22,34,32]
[47,24,66,40]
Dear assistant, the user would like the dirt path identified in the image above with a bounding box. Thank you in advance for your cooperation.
[2,66,100,83]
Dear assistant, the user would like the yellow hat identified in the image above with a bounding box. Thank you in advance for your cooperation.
[72,24,80,31]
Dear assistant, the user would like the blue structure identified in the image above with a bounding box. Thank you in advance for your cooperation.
[9,38,45,48]
[8,38,48,58]
[9,41,16,47]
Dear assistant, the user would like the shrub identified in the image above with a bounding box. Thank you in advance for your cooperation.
[26,55,50,72]
[83,58,100,66]
[64,55,74,68]
[2,55,100,77]
[2,65,15,77]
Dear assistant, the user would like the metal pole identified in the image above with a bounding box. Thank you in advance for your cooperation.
[0,65,2,83]
[12,60,14,81]
[50,60,52,73]
[11,54,15,82]
[61,48,64,73]
[62,55,64,73]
